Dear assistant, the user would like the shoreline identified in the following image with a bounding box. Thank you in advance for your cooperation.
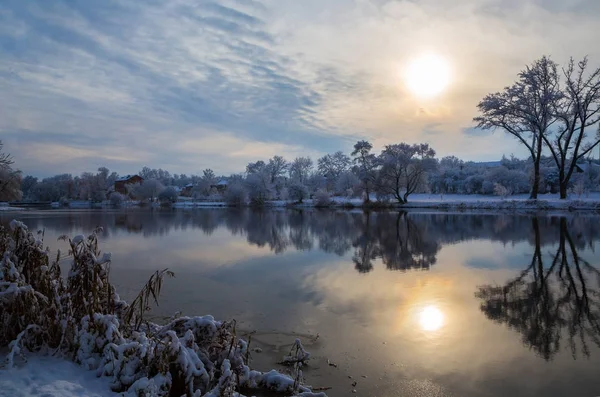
[4,194,600,213]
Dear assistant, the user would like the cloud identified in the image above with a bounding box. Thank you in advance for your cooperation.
[1,0,599,176]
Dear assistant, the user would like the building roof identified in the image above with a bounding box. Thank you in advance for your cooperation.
[115,174,142,182]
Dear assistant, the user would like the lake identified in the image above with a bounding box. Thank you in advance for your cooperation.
[1,208,599,397]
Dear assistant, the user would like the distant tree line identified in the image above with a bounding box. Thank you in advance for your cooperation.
[7,143,600,206]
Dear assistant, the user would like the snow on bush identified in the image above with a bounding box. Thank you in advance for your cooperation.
[313,189,332,207]
[158,187,179,205]
[224,184,247,206]
[0,221,326,397]
[493,183,512,198]
[109,192,125,208]
[288,183,309,203]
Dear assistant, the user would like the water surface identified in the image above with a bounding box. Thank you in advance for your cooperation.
[2,209,599,397]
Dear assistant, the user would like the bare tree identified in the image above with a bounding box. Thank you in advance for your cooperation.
[0,141,14,169]
[317,151,351,191]
[351,140,378,202]
[289,157,313,184]
[0,141,22,201]
[475,56,561,199]
[377,143,436,203]
[542,57,600,199]
[266,156,288,184]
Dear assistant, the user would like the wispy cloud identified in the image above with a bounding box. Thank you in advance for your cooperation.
[1,0,599,176]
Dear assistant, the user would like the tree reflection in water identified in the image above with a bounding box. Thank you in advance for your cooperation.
[5,209,600,360]
[476,217,600,360]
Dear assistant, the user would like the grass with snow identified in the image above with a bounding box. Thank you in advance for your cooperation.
[0,221,326,397]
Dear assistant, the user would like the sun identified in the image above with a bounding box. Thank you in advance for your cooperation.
[419,305,444,331]
[405,54,451,98]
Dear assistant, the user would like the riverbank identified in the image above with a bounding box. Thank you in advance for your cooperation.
[172,193,600,212]
[6,193,600,213]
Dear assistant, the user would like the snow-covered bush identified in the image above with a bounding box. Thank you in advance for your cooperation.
[158,187,178,205]
[109,192,125,208]
[0,221,326,397]
[224,184,247,206]
[279,187,289,201]
[571,177,586,198]
[335,171,359,196]
[288,183,309,203]
[493,183,512,198]
[314,189,332,207]
[246,173,273,206]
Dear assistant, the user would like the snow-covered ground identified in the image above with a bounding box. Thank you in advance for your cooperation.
[171,193,600,211]
[0,356,115,397]
[0,202,21,211]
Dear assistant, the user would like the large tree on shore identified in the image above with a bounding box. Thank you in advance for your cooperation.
[351,140,378,202]
[377,143,436,203]
[543,57,600,199]
[475,56,561,199]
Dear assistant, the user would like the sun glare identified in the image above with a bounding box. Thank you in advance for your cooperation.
[405,54,450,98]
[419,305,444,331]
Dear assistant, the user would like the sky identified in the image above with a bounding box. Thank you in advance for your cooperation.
[1,0,599,178]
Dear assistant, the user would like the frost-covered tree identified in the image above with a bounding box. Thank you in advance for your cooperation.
[335,171,360,197]
[194,169,217,197]
[266,156,288,184]
[246,172,273,206]
[289,157,313,184]
[224,183,247,206]
[130,179,165,202]
[377,143,436,203]
[246,160,266,175]
[288,182,309,203]
[20,175,38,201]
[351,140,378,202]
[109,192,125,207]
[158,187,179,204]
[318,151,351,191]
[0,141,21,201]
[542,57,600,199]
[475,56,562,199]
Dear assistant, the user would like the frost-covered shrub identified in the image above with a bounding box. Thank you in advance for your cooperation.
[493,183,512,198]
[0,221,327,397]
[109,192,125,208]
[158,187,178,205]
[570,177,586,198]
[246,173,273,206]
[224,184,247,206]
[279,187,289,201]
[335,171,359,196]
[288,183,309,203]
[314,189,332,207]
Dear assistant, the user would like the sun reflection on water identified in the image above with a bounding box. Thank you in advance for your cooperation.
[419,305,445,331]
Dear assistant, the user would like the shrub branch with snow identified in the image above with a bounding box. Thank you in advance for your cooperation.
[0,221,326,397]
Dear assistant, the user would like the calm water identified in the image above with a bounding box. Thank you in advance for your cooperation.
[2,209,600,397]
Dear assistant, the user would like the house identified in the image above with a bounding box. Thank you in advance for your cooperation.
[210,179,228,194]
[181,183,195,197]
[114,175,143,195]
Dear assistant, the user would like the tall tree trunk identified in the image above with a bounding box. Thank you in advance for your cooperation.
[530,134,543,199]
[530,161,540,199]
[559,182,568,200]
[558,168,567,199]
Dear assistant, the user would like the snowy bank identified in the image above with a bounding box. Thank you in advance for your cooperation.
[0,356,115,397]
[170,193,600,212]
